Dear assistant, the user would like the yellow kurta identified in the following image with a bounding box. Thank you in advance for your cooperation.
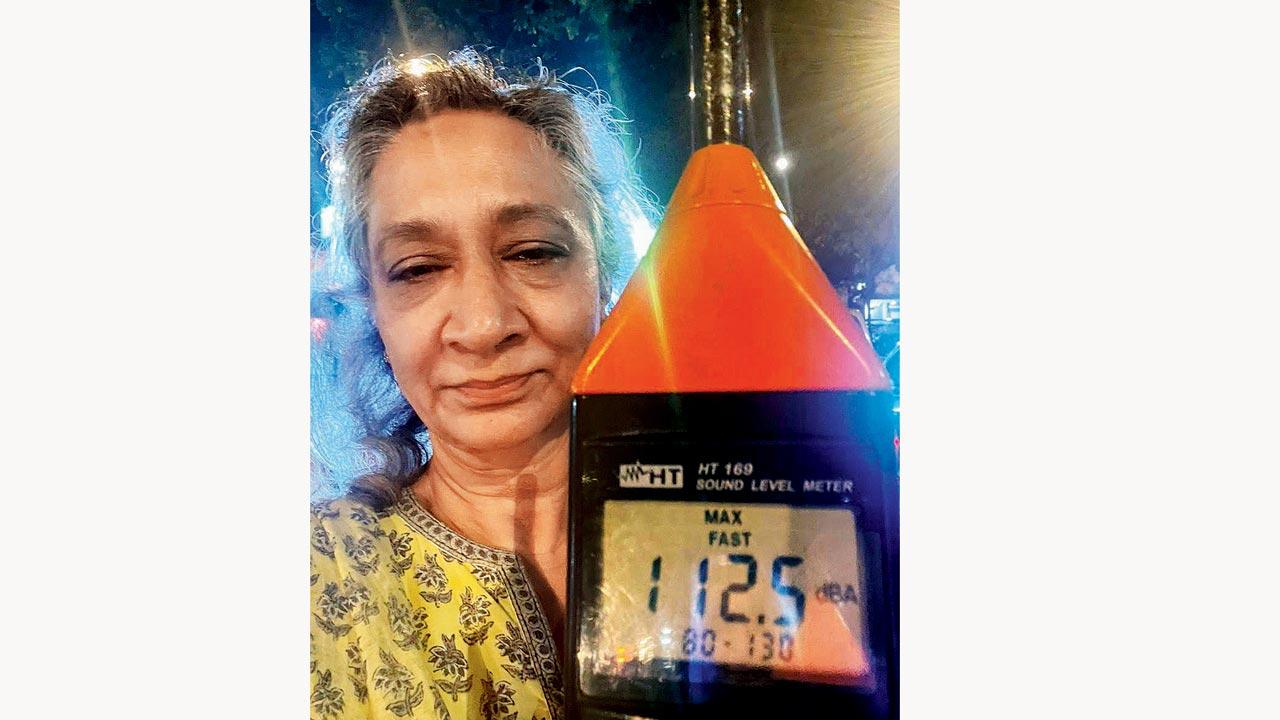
[310,493,563,720]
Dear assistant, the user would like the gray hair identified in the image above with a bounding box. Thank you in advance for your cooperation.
[312,49,652,509]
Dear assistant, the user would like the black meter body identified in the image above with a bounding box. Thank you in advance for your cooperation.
[567,390,898,719]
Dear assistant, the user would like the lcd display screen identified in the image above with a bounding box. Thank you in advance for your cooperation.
[579,500,874,688]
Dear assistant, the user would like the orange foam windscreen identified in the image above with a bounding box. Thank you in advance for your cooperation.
[574,143,891,394]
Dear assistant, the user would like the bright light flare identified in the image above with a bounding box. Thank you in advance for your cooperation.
[405,57,433,76]
[319,205,336,239]
[765,0,898,254]
[621,201,656,258]
[773,155,792,172]
[328,155,346,188]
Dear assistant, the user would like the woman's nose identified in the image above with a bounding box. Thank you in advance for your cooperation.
[440,263,528,354]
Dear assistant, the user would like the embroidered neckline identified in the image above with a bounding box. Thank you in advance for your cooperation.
[393,491,565,719]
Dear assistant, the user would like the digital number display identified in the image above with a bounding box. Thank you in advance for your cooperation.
[582,501,872,687]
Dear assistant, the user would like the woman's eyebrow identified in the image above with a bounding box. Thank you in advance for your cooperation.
[491,202,581,239]
[372,218,442,258]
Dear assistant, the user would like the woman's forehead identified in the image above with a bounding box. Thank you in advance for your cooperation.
[379,111,565,187]
[367,110,584,227]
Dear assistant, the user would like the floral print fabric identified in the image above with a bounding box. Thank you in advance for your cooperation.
[311,494,562,720]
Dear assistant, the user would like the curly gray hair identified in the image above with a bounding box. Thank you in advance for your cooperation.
[312,49,653,509]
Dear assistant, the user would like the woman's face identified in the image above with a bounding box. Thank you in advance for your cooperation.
[366,110,603,457]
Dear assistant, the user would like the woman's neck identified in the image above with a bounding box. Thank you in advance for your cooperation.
[410,431,569,558]
[409,429,572,660]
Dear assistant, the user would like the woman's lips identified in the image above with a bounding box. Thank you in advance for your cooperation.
[446,372,538,407]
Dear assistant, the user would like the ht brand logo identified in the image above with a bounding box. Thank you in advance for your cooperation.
[618,462,684,489]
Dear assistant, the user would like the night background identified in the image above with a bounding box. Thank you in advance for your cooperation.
[311,0,899,307]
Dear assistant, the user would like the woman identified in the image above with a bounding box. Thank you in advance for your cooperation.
[310,51,651,720]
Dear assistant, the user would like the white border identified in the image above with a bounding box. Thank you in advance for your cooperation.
[7,1,307,716]
[6,1,1280,716]
[904,1,1280,716]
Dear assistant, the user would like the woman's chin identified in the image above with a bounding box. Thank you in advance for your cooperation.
[431,406,568,457]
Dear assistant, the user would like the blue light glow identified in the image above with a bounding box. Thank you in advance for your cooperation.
[621,200,656,258]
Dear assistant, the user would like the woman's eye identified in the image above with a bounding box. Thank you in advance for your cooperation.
[507,245,568,264]
[388,263,444,282]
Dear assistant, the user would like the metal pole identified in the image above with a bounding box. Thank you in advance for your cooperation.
[693,0,749,147]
